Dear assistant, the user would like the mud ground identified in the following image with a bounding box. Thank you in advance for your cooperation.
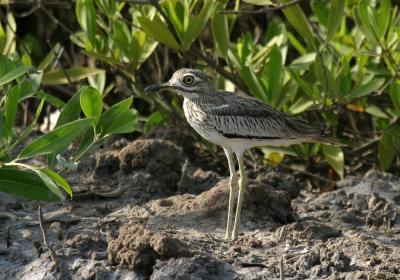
[0,126,399,279]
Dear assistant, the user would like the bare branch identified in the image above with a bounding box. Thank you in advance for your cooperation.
[38,205,59,272]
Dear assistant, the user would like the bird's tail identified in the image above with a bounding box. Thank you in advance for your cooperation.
[312,130,345,146]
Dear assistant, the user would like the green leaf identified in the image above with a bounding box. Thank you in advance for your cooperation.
[4,86,19,138]
[164,1,185,39]
[0,168,61,202]
[74,127,96,159]
[7,99,45,154]
[241,65,267,102]
[287,68,316,98]
[18,118,94,160]
[18,72,43,100]
[379,125,400,171]
[144,111,165,134]
[326,0,344,41]
[4,12,16,54]
[38,43,62,71]
[101,109,138,136]
[112,20,132,60]
[347,78,385,99]
[80,86,103,123]
[76,0,97,47]
[0,111,5,146]
[311,1,329,27]
[212,2,229,56]
[42,68,104,85]
[287,32,306,55]
[322,144,344,178]
[138,15,181,50]
[390,80,400,113]
[0,65,30,86]
[55,88,83,128]
[365,104,390,119]
[288,96,314,114]
[354,2,379,44]
[97,97,133,136]
[377,0,391,38]
[288,52,316,71]
[40,168,73,198]
[265,45,282,106]
[36,91,65,108]
[33,169,65,201]
[281,0,316,50]
[0,54,15,78]
[182,0,215,50]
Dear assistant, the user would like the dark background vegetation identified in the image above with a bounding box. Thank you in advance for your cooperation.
[1,0,400,200]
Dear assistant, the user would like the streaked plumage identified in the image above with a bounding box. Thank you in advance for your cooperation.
[145,68,336,241]
[183,92,327,154]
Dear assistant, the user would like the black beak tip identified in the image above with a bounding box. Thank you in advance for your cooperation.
[144,84,160,93]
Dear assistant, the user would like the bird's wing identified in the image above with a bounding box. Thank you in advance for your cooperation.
[202,91,324,139]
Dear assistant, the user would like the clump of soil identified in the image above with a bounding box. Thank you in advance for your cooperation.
[117,139,184,196]
[107,224,191,276]
[119,139,183,176]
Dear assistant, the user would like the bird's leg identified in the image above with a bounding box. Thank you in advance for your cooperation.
[232,153,247,240]
[223,148,238,240]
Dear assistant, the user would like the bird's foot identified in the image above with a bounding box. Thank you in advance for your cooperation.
[223,234,237,242]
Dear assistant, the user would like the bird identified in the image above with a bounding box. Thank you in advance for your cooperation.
[145,68,337,241]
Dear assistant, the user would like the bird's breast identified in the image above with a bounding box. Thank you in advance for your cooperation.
[183,99,217,140]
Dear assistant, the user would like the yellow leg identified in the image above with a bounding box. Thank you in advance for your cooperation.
[223,148,238,240]
[232,153,247,240]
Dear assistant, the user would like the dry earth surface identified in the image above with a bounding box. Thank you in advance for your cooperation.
[1,126,400,279]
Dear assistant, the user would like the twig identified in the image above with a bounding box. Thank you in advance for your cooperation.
[38,205,59,271]
[190,48,248,93]
[220,0,302,15]
[280,255,284,280]
[46,40,73,85]
[40,4,75,35]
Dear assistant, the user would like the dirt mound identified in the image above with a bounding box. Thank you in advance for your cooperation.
[108,178,297,235]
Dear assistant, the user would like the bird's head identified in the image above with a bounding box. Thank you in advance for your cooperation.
[144,68,214,99]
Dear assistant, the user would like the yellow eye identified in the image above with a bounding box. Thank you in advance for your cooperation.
[182,75,195,86]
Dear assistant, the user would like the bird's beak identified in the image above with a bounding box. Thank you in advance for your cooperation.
[144,82,174,93]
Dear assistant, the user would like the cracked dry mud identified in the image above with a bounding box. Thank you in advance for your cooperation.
[0,128,399,279]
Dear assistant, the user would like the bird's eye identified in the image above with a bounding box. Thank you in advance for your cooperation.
[182,75,195,86]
